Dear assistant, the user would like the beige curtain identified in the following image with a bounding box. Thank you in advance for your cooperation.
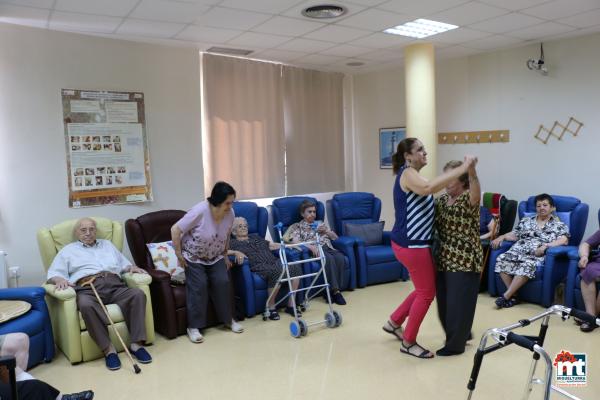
[283,66,345,195]
[202,53,285,199]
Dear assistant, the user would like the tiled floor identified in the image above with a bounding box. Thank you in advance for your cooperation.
[33,281,599,399]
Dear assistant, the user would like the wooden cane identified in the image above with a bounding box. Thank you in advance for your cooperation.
[81,276,141,374]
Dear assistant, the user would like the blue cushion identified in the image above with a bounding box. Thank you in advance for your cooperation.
[365,246,396,264]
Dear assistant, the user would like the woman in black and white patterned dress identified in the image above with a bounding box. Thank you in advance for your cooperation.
[229,217,302,320]
[491,193,569,308]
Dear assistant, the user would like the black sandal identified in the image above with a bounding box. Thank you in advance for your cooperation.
[268,310,280,321]
[580,322,597,332]
[382,321,403,341]
[400,341,434,359]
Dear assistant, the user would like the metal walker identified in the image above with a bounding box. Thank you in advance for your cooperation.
[262,222,342,338]
[467,305,599,400]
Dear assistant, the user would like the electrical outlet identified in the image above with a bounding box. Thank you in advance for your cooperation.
[9,266,21,278]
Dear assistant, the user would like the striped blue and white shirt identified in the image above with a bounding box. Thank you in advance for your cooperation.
[391,166,434,248]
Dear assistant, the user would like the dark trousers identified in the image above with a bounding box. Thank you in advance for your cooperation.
[185,259,232,329]
[0,380,60,400]
[75,274,147,352]
[323,247,347,291]
[436,271,480,352]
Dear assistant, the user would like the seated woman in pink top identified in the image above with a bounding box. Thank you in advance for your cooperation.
[171,181,244,344]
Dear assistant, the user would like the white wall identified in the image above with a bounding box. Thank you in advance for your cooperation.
[0,23,204,285]
[352,32,600,237]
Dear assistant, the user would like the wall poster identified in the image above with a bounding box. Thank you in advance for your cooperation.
[62,89,153,208]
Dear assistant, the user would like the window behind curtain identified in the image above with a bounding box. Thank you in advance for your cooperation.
[201,53,285,199]
[201,54,345,199]
[283,65,345,195]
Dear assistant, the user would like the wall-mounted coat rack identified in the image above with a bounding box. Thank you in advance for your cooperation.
[534,117,583,144]
[438,130,510,144]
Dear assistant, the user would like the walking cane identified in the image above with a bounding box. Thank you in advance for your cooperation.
[81,277,141,374]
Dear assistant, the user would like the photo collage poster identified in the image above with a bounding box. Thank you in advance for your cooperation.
[62,89,153,207]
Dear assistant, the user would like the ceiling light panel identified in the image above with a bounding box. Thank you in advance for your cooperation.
[384,19,458,39]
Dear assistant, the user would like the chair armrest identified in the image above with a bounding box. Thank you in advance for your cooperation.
[230,260,255,317]
[332,236,357,290]
[122,272,152,287]
[0,286,47,304]
[487,241,515,296]
[546,245,574,257]
[333,236,356,248]
[567,248,580,260]
[146,268,172,282]
[43,283,76,301]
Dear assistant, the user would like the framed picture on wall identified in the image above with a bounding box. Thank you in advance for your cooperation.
[379,127,406,169]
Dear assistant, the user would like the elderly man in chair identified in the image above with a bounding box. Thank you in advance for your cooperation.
[46,217,152,371]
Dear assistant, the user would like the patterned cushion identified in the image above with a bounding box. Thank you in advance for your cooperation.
[146,241,184,276]
[0,300,31,323]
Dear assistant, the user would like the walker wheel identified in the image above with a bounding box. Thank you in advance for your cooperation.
[290,321,301,338]
[325,312,336,328]
[332,310,342,327]
[299,319,308,336]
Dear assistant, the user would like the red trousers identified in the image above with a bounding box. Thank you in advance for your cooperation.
[389,242,436,343]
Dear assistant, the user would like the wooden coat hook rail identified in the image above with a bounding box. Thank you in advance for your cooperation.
[438,130,510,144]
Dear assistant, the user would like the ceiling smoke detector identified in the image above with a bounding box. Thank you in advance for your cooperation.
[302,4,347,19]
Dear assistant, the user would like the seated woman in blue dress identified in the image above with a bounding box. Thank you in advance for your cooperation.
[229,217,303,320]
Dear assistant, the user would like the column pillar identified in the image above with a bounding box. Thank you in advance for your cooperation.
[404,43,436,179]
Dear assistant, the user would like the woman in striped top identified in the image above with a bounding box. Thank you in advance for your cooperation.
[382,137,476,359]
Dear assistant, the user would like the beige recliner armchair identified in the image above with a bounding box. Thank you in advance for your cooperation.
[37,217,154,364]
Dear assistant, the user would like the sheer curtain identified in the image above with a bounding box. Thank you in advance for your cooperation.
[282,65,345,195]
[202,53,285,199]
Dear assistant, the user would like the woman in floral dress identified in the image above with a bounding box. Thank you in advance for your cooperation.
[491,193,569,308]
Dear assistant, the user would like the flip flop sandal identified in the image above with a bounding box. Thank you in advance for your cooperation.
[382,321,403,341]
[400,342,434,359]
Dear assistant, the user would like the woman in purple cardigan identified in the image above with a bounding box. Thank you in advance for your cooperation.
[576,229,600,332]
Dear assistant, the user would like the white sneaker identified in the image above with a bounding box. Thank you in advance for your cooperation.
[229,320,244,333]
[187,328,204,343]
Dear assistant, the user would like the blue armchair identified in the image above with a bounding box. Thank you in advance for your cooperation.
[565,210,600,311]
[231,201,302,317]
[0,287,54,368]
[329,192,408,288]
[270,196,357,291]
[488,195,589,307]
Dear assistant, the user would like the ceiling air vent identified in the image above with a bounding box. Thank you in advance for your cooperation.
[206,47,253,56]
[302,4,346,19]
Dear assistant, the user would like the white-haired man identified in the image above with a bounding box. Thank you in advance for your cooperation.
[47,218,152,370]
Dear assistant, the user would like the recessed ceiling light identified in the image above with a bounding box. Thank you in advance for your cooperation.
[302,4,346,19]
[383,19,458,39]
[346,61,365,67]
